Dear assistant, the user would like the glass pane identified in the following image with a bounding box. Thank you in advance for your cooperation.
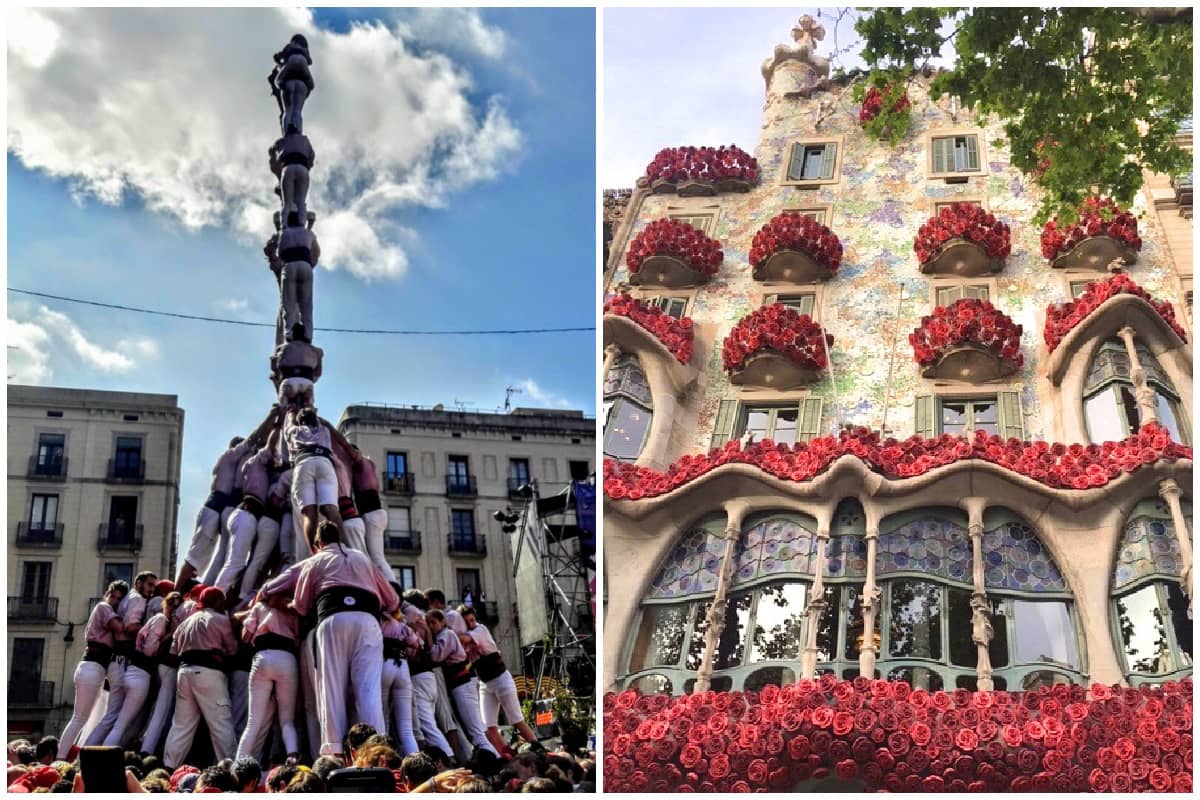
[687,594,750,671]
[772,408,799,445]
[628,674,672,695]
[941,402,967,435]
[947,590,1008,668]
[744,666,796,693]
[751,583,807,662]
[1156,393,1186,443]
[683,676,731,695]
[1070,281,1090,299]
[1012,600,1078,669]
[953,138,968,171]
[744,409,770,440]
[1118,385,1141,430]
[887,666,944,691]
[971,400,998,424]
[1020,671,1073,691]
[1085,389,1127,443]
[1165,581,1192,664]
[802,147,823,179]
[888,581,942,660]
[815,585,839,662]
[664,298,688,319]
[843,585,868,660]
[629,605,690,672]
[603,400,651,461]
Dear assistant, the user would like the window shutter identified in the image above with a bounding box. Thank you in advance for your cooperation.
[932,138,950,174]
[798,397,824,442]
[820,143,838,180]
[914,395,937,439]
[796,294,816,317]
[764,293,779,305]
[998,390,1024,440]
[709,399,740,450]
[936,286,962,307]
[965,135,980,171]
[787,144,806,180]
[964,284,990,301]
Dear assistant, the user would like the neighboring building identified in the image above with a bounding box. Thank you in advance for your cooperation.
[337,403,595,672]
[603,20,1192,700]
[7,385,184,739]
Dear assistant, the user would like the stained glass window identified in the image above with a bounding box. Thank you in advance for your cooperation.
[733,517,818,586]
[981,520,1068,593]
[878,517,972,586]
[646,527,726,600]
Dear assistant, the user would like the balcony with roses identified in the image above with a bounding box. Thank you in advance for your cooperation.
[626,218,723,289]
[1041,196,1141,270]
[723,303,833,391]
[749,211,844,284]
[910,298,1024,382]
[638,145,760,197]
[914,202,1011,277]
[603,293,698,400]
[1044,274,1189,356]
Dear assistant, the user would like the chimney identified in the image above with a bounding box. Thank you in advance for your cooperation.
[761,15,830,106]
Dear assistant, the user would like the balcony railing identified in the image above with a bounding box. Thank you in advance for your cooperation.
[106,458,146,482]
[507,476,533,500]
[8,596,58,621]
[445,474,478,498]
[386,530,422,553]
[15,522,64,549]
[26,456,67,481]
[85,597,104,616]
[98,523,143,551]
[448,532,487,557]
[383,471,415,495]
[8,681,55,707]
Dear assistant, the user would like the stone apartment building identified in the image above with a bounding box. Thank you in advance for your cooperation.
[337,403,595,672]
[602,21,1192,698]
[7,385,183,739]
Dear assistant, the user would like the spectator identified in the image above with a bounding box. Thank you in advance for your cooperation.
[341,723,376,765]
[309,755,343,782]
[34,738,58,766]
[231,757,262,793]
[283,770,325,792]
[196,764,239,792]
[520,777,557,793]
[399,751,437,790]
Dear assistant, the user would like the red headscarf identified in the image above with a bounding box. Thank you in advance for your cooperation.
[198,587,226,610]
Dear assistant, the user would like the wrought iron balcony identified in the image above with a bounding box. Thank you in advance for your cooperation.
[386,530,422,553]
[8,681,55,707]
[15,522,64,549]
[85,597,104,616]
[445,474,478,498]
[26,455,67,481]
[507,477,533,500]
[448,532,487,557]
[8,596,58,621]
[106,458,146,482]
[383,471,415,495]
[98,523,143,551]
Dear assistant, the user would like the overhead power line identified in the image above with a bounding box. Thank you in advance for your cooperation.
[7,288,592,336]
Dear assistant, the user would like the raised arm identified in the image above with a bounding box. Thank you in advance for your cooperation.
[247,407,282,448]
[321,417,355,458]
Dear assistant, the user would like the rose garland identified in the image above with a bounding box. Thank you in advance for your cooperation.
[749,212,843,274]
[1044,274,1189,353]
[602,422,1189,501]
[603,677,1193,793]
[909,298,1024,368]
[626,218,723,278]
[1041,197,1142,262]
[604,293,694,365]
[643,145,760,185]
[914,203,1012,265]
[722,303,833,375]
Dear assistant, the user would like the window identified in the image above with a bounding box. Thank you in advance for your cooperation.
[782,206,829,225]
[395,566,417,591]
[508,458,531,491]
[785,141,840,184]
[914,392,1023,439]
[447,456,472,494]
[764,292,816,318]
[35,434,65,476]
[28,495,58,533]
[113,436,142,478]
[1069,280,1092,300]
[451,509,476,540]
[934,284,989,306]
[710,398,824,448]
[646,295,689,319]
[668,213,714,234]
[9,639,45,694]
[930,133,983,177]
[106,496,138,544]
[457,569,482,603]
[568,460,590,481]
[103,562,134,590]
[387,507,411,533]
[20,563,52,603]
[603,355,653,462]
[386,452,408,477]
[1083,340,1189,444]
[934,199,983,215]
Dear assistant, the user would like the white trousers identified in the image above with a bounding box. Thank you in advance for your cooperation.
[240,515,281,600]
[184,505,221,574]
[299,631,321,759]
[410,671,453,758]
[103,663,152,747]
[215,508,258,596]
[342,516,367,553]
[435,669,473,762]
[201,507,237,586]
[231,668,250,737]
[236,648,300,760]
[450,678,498,755]
[361,509,396,582]
[281,259,313,343]
[292,456,337,510]
[85,658,128,745]
[381,659,419,755]
[315,611,385,755]
[139,664,176,755]
[280,164,309,228]
[163,666,235,768]
[58,660,106,758]
[481,671,524,728]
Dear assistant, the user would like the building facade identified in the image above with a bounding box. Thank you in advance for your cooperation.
[7,385,184,739]
[337,403,595,672]
[602,22,1192,701]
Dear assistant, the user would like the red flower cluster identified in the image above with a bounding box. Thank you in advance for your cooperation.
[748,212,843,273]
[858,85,912,124]
[603,293,694,364]
[909,298,1024,368]
[603,676,1193,793]
[1044,274,1189,353]
[603,422,1190,500]
[643,145,760,185]
[1041,197,1142,261]
[722,304,833,375]
[626,218,723,278]
[914,203,1012,264]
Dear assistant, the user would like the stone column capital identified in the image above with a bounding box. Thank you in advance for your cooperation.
[1159,478,1183,501]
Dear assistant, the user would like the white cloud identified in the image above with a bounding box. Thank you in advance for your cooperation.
[8,8,523,280]
[216,298,249,313]
[7,319,53,384]
[390,8,509,60]
[516,378,573,409]
[6,305,158,383]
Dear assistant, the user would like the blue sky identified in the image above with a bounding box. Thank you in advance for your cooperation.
[7,8,596,564]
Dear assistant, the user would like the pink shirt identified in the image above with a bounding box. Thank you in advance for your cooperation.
[259,560,304,600]
[115,592,148,642]
[283,416,331,461]
[381,617,420,648]
[430,627,466,664]
[444,608,467,636]
[353,453,380,493]
[241,446,275,502]
[242,603,301,643]
[171,608,237,656]
[400,601,424,627]
[291,544,399,617]
[467,623,499,657]
[85,601,119,646]
[267,469,292,509]
[136,613,172,656]
[175,598,197,625]
[213,441,254,494]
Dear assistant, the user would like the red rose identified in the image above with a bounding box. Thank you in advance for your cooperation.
[1148,768,1172,791]
[811,707,834,729]
[955,729,979,752]
[832,712,855,736]
[910,721,932,747]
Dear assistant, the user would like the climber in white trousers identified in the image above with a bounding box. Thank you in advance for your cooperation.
[240,469,291,598]
[215,430,280,600]
[89,571,156,747]
[380,612,421,755]
[103,591,181,749]
[427,609,498,758]
[57,583,129,759]
[325,424,395,582]
[235,595,302,762]
[137,593,184,756]
[461,605,541,753]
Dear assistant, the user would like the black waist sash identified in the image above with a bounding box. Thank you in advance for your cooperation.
[129,650,157,673]
[281,152,311,168]
[354,488,381,514]
[229,488,244,507]
[280,246,312,264]
[238,495,265,519]
[254,632,298,657]
[155,637,178,669]
[316,586,381,623]
[280,365,315,380]
[83,641,113,667]
[204,489,231,512]
[179,649,224,670]
[113,639,134,658]
[408,649,434,676]
[294,444,331,465]
[263,502,285,523]
[383,637,406,663]
[440,658,474,691]
[475,651,507,683]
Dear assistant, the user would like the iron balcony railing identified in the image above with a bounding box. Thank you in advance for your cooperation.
[8,596,58,621]
[386,530,422,553]
[507,476,533,499]
[383,471,415,495]
[15,522,64,548]
[106,458,146,482]
[445,474,478,497]
[98,523,143,551]
[26,455,67,481]
[8,681,55,707]
[448,532,487,556]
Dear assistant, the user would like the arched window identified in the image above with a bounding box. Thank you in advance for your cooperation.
[1110,498,1192,684]
[876,507,1084,691]
[1084,340,1190,444]
[603,355,653,461]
